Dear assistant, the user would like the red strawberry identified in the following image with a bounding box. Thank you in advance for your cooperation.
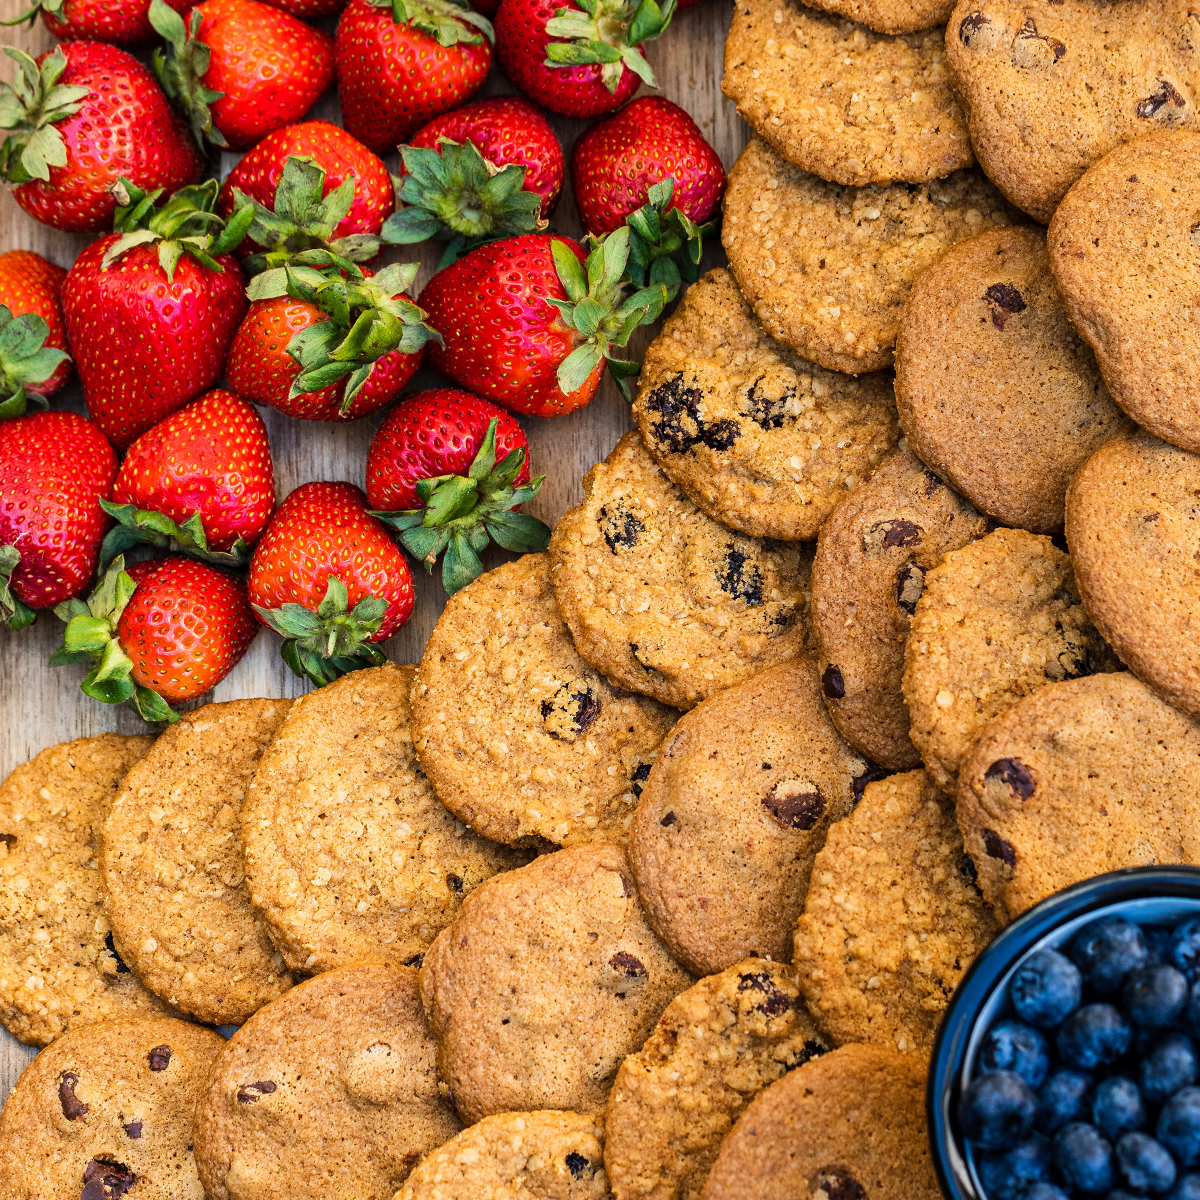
[0,44,202,233]
[258,0,346,13]
[0,410,116,629]
[0,250,72,417]
[335,0,493,157]
[248,481,414,684]
[5,0,191,44]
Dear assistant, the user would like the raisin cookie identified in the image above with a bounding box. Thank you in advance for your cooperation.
[0,1016,223,1200]
[410,553,676,847]
[0,734,169,1048]
[628,657,878,977]
[194,963,457,1200]
[903,528,1119,790]
[895,226,1130,532]
[793,770,998,1054]
[803,0,952,34]
[1049,130,1200,454]
[633,269,900,541]
[723,0,971,186]
[723,138,1015,373]
[701,1043,939,1200]
[419,844,692,1123]
[100,700,295,1024]
[946,1,1200,223]
[604,959,829,1200]
[243,664,527,976]
[958,673,1200,925]
[548,432,812,710]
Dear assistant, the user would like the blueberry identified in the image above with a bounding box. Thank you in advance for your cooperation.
[1040,1069,1095,1133]
[959,1070,1038,1149]
[1054,1122,1116,1194]
[1146,927,1176,966]
[981,1021,1052,1089]
[1166,1174,1200,1200]
[1059,1005,1134,1070]
[1172,920,1200,978]
[1028,1187,1072,1200]
[1157,1087,1200,1167]
[1110,1192,1147,1200]
[1126,965,1191,1029]
[1071,918,1150,994]
[978,1134,1053,1200]
[1012,949,1084,1029]
[1187,982,1200,1038]
[1116,1133,1178,1195]
[1094,1078,1148,1140]
[1142,1033,1199,1105]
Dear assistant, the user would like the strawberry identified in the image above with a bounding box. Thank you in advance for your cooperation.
[366,390,550,591]
[258,0,346,13]
[2,0,191,45]
[335,0,493,157]
[248,481,414,685]
[150,0,336,151]
[101,389,275,568]
[0,250,72,418]
[62,178,252,449]
[0,410,116,630]
[52,554,257,721]
[0,44,202,233]
[420,229,666,417]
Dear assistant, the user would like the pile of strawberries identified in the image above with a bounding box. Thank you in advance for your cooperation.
[0,0,726,719]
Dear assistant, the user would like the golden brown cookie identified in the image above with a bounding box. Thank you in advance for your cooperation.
[802,0,953,34]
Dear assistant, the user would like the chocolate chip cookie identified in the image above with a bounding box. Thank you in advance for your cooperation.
[723,138,1015,373]
[0,1016,224,1200]
[903,527,1119,790]
[410,553,677,847]
[813,450,990,770]
[548,432,812,711]
[100,699,295,1025]
[958,672,1200,925]
[195,962,457,1200]
[803,0,953,34]
[628,657,876,977]
[419,843,692,1123]
[946,1,1200,223]
[895,225,1131,532]
[633,269,900,541]
[793,770,998,1054]
[723,0,971,186]
[604,958,829,1200]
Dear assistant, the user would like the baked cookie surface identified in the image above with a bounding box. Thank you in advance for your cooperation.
[802,0,953,33]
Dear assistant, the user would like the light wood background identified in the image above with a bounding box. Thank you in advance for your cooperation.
[0,0,749,1092]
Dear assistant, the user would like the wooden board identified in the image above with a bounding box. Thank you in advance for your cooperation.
[0,0,749,1095]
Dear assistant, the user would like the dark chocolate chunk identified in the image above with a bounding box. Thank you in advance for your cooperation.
[984,758,1036,800]
[610,951,647,978]
[236,1080,277,1104]
[0,833,15,849]
[923,470,944,497]
[403,952,425,969]
[1014,17,1065,60]
[446,873,463,893]
[1137,79,1186,119]
[877,519,922,549]
[959,11,990,44]
[659,810,676,827]
[785,1038,828,1071]
[719,546,763,605]
[984,282,1027,330]
[762,786,824,830]
[630,760,652,798]
[822,664,845,700]
[147,1044,171,1072]
[982,829,1017,867]
[59,1072,88,1121]
[123,1122,142,1139]
[81,1156,136,1200]
[815,1167,867,1200]
[894,560,925,616]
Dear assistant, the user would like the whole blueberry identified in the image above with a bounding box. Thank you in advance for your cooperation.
[1093,1077,1148,1140]
[1166,1175,1200,1200]
[1172,920,1200,978]
[1028,1187,1072,1200]
[1012,949,1084,1028]
[1059,1005,1134,1070]
[1116,1132,1178,1195]
[1126,965,1191,1029]
[1157,1087,1200,1167]
[1142,1033,1199,1106]
[1071,918,1150,994]
[1040,1069,1095,1133]
[981,1021,1052,1089]
[1054,1122,1116,1194]
[959,1070,1038,1150]
[1146,927,1175,966]
[978,1134,1053,1200]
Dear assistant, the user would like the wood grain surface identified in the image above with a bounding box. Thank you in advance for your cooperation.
[0,0,748,1092]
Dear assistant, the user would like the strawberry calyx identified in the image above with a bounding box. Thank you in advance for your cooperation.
[0,0,67,29]
[624,176,714,300]
[98,500,251,570]
[0,545,36,631]
[148,0,227,149]
[0,304,69,420]
[0,46,91,184]
[364,0,493,47]
[544,0,674,93]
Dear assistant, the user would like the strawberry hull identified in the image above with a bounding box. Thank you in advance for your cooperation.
[0,251,72,397]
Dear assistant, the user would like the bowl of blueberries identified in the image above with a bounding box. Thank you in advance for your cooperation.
[928,866,1200,1200]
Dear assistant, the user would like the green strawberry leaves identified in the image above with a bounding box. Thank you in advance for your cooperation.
[0,544,35,631]
[365,0,493,46]
[148,0,227,149]
[544,0,674,93]
[0,304,68,420]
[0,46,91,185]
[97,500,251,570]
[1,0,67,29]
[624,176,714,299]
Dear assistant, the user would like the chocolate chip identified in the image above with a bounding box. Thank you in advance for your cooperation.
[1015,17,1065,60]
[446,873,463,893]
[403,953,425,969]
[983,829,1017,867]
[147,1044,171,1071]
[959,852,982,894]
[923,470,944,497]
[104,931,130,975]
[59,1072,88,1121]
[599,503,645,554]
[565,1151,590,1178]
[81,1156,136,1200]
[984,758,1036,800]
[703,418,740,450]
[983,282,1027,330]
[852,762,890,806]
[0,833,15,849]
[122,1122,141,1139]
[610,951,647,978]
[1128,175,1140,183]
[958,11,990,43]
[763,786,824,830]
[630,761,652,798]
[719,546,763,605]
[894,560,925,616]
[813,1167,867,1200]
[236,1080,277,1104]
[659,810,676,827]
[875,518,922,549]
[1144,511,1160,522]
[1137,79,1186,118]
[822,664,845,700]
[785,1038,828,1071]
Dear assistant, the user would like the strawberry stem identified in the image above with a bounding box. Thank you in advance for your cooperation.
[0,0,67,29]
[0,46,91,184]
[0,304,68,420]
[98,500,251,570]
[364,0,493,46]
[0,544,36,631]
[623,176,714,299]
[543,0,674,93]
[148,0,227,149]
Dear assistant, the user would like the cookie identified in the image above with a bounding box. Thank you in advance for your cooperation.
[723,0,971,186]
[628,657,876,977]
[895,226,1131,533]
[946,1,1200,223]
[633,268,900,541]
[700,1043,939,1200]
[1049,129,1200,454]
[548,432,813,711]
[723,138,1015,373]
[419,843,692,1123]
[903,527,1119,790]
[100,699,295,1025]
[957,672,1200,926]
[0,734,170,1048]
[800,0,953,35]
[396,1111,609,1200]
[1066,430,1200,721]
[793,769,999,1054]
[194,963,457,1200]
[0,1015,224,1200]
[604,958,829,1200]
[410,553,677,848]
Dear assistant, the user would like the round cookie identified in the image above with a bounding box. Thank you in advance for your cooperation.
[902,527,1119,790]
[723,138,1016,374]
[101,699,295,1024]
[801,0,953,34]
[0,734,169,1047]
[957,672,1200,926]
[604,958,830,1200]
[633,268,900,541]
[700,1043,939,1200]
[895,225,1131,532]
[792,769,999,1054]
[396,1111,609,1200]
[548,432,813,711]
[722,0,971,187]
[1049,130,1200,453]
[194,963,458,1200]
[812,450,990,770]
[628,657,877,977]
[410,553,677,847]
[243,664,528,975]
[1066,429,1200,719]
[0,1015,224,1200]
[419,843,692,1123]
